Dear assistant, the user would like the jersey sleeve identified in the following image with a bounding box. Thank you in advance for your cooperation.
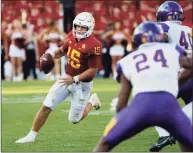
[117,56,132,81]
[158,22,170,33]
[88,55,101,68]
[88,42,102,68]
[93,42,102,56]
[175,44,187,57]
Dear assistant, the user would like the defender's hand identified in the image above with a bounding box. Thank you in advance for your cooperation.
[59,75,74,86]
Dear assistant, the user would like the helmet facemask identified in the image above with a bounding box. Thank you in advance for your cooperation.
[73,24,89,39]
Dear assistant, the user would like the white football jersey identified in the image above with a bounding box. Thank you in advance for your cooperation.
[117,42,186,98]
[158,21,192,55]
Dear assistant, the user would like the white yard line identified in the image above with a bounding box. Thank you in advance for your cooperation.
[2,96,111,107]
[2,88,118,95]
[60,109,115,116]
[2,96,71,104]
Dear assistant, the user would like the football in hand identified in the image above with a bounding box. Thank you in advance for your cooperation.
[40,53,55,74]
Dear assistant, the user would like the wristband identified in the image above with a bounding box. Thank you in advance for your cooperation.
[73,75,79,83]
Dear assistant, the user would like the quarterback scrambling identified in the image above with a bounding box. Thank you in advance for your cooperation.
[15,12,102,143]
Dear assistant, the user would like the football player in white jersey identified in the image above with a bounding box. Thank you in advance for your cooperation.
[93,21,193,152]
[150,1,193,151]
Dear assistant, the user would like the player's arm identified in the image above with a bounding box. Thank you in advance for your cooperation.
[176,44,192,69]
[115,62,132,112]
[73,52,101,82]
[47,42,68,59]
[51,47,67,59]
[180,56,192,69]
[178,68,192,86]
[59,67,98,86]
[116,74,132,113]
[76,68,98,82]
[73,44,102,82]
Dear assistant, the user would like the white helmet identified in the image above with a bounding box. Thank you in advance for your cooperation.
[72,12,95,39]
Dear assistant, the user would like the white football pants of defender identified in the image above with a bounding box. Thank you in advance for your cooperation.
[43,73,93,124]
[155,102,192,137]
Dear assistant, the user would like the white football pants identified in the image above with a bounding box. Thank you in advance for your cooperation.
[43,73,93,124]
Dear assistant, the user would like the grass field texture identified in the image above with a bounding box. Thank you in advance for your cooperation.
[2,79,182,152]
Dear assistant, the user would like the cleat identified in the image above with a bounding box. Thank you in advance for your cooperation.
[15,135,35,144]
[150,136,176,152]
[89,93,101,110]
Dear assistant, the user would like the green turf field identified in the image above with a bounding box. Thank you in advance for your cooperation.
[2,79,182,152]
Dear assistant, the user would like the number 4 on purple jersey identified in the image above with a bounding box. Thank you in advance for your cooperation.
[179,31,193,50]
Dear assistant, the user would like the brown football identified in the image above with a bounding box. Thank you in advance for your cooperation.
[40,53,55,74]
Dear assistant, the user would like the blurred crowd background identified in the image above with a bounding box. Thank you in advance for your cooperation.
[1,0,192,81]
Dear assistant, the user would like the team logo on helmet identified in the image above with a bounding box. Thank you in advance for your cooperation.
[141,37,147,43]
[168,15,172,20]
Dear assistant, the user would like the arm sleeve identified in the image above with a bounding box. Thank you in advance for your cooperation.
[88,42,102,68]
[88,55,101,68]
[175,44,187,57]
[158,22,170,33]
[119,56,132,81]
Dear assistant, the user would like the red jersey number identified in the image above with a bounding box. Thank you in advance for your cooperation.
[67,47,81,69]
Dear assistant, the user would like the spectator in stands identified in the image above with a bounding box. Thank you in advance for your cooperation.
[121,20,133,53]
[1,21,9,80]
[58,0,76,33]
[139,1,158,22]
[6,19,26,82]
[179,0,192,27]
[120,1,136,19]
[92,1,108,40]
[101,21,127,79]
[37,20,66,80]
[100,22,114,78]
[110,8,121,22]
[22,23,37,80]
